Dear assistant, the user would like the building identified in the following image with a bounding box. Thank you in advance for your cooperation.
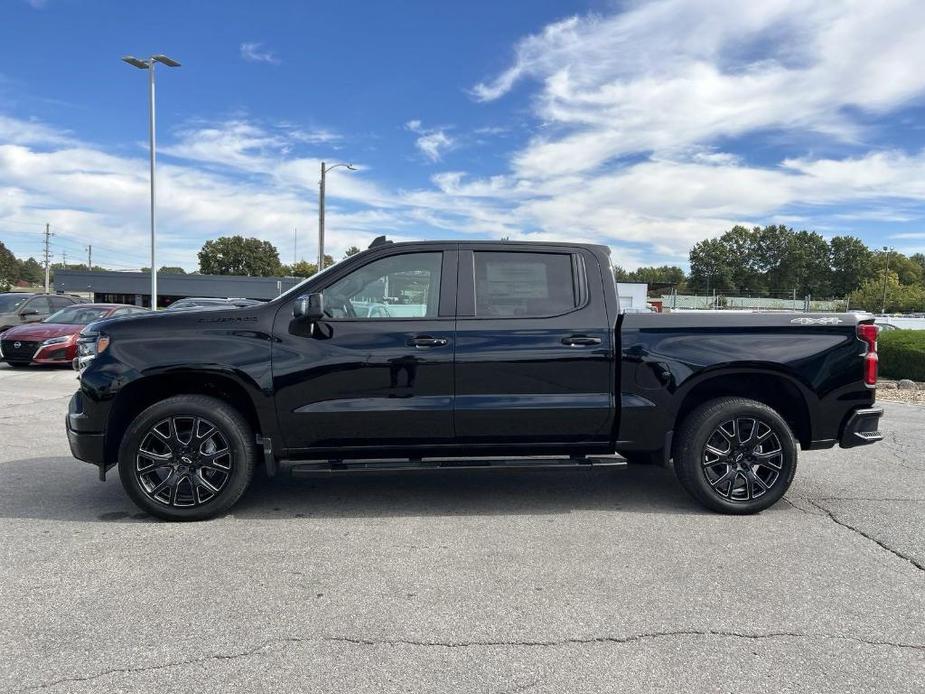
[54,270,303,308]
[616,282,650,312]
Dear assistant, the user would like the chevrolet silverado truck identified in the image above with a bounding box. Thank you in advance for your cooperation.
[66,238,884,521]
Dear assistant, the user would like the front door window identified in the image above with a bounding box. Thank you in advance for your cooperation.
[322,252,442,319]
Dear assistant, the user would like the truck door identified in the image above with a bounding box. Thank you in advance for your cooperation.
[453,247,614,445]
[272,247,457,452]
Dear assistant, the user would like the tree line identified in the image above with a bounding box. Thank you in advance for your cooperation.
[6,228,923,312]
[196,235,361,277]
[614,225,925,312]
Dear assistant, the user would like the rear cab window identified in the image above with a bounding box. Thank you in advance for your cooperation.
[473,251,580,318]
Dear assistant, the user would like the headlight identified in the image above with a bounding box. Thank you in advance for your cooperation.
[42,335,73,346]
[75,333,110,372]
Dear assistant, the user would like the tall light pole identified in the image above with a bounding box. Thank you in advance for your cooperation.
[122,54,181,309]
[318,161,355,271]
[880,246,893,314]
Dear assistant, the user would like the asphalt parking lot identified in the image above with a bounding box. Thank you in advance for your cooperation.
[0,363,922,693]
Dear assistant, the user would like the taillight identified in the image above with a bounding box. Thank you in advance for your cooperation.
[858,323,878,387]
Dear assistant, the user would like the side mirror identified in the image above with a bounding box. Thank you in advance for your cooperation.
[20,309,38,319]
[293,293,325,322]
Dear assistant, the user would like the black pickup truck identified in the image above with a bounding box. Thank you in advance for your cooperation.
[66,239,883,520]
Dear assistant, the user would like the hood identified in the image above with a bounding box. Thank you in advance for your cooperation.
[0,322,80,342]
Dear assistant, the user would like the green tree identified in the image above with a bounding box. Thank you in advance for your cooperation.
[158,266,186,274]
[850,271,925,313]
[198,236,282,276]
[829,236,873,297]
[17,257,44,285]
[910,252,925,278]
[617,265,687,291]
[0,241,17,291]
[343,246,361,258]
[288,260,319,277]
[752,224,793,292]
[688,237,734,292]
[787,230,832,296]
[871,249,923,286]
[720,225,767,293]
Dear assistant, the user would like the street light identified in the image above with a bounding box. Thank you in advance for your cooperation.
[121,53,181,309]
[318,161,356,271]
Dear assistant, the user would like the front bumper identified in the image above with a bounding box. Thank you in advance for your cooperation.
[66,391,107,466]
[839,406,884,448]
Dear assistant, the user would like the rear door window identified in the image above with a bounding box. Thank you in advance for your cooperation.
[473,252,578,318]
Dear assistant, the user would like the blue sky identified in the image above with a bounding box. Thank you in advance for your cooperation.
[2,0,925,272]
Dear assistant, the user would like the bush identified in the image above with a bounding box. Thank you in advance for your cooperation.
[879,330,925,381]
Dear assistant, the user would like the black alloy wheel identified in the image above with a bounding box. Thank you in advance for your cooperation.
[118,395,256,521]
[701,417,784,501]
[135,415,233,508]
[674,397,797,514]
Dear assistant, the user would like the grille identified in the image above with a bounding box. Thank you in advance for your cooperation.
[1,340,39,361]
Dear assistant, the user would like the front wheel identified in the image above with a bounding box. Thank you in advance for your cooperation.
[118,395,256,521]
[673,397,797,514]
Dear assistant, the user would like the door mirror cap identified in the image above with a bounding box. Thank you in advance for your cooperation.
[20,309,38,318]
[293,293,325,322]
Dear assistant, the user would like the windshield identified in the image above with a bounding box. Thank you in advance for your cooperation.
[0,295,29,313]
[45,306,113,325]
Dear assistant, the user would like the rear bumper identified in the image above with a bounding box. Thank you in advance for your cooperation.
[839,406,884,448]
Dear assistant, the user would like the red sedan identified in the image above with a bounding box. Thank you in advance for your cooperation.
[0,304,148,367]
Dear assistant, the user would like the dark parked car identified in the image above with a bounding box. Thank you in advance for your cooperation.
[0,304,148,367]
[165,297,262,311]
[66,238,883,521]
[0,293,79,333]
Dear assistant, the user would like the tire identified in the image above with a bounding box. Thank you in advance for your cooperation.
[5,361,30,368]
[673,397,797,514]
[118,395,256,521]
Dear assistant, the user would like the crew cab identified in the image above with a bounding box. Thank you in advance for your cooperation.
[66,239,883,521]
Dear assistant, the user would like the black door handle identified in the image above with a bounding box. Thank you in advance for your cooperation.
[408,336,448,348]
[562,335,602,347]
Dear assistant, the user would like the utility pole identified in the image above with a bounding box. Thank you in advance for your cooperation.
[43,223,53,293]
[62,249,67,268]
[880,246,892,314]
[87,245,92,271]
[293,228,298,265]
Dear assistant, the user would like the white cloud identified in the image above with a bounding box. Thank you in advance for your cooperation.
[240,42,281,65]
[472,1,925,178]
[405,120,454,162]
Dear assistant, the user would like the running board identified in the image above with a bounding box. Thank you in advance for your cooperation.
[284,455,627,476]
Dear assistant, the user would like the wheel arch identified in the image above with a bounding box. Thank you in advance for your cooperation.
[673,368,813,448]
[104,370,266,463]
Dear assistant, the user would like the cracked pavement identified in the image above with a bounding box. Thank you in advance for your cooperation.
[0,363,922,693]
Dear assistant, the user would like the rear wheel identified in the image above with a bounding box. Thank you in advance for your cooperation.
[673,397,797,514]
[118,395,256,521]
